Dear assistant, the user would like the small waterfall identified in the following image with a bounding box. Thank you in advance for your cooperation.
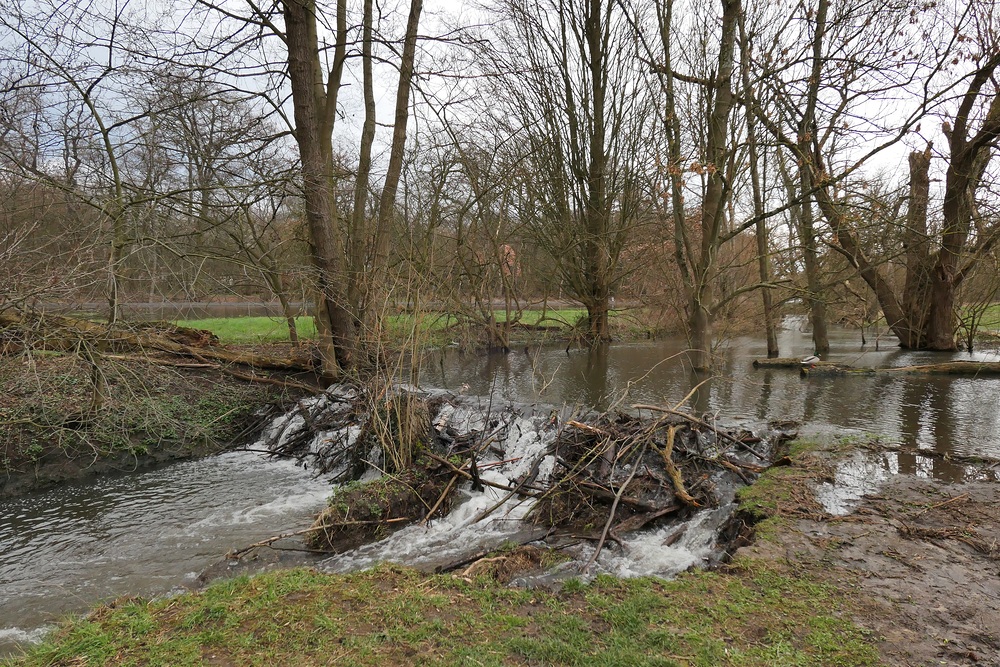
[258,386,771,580]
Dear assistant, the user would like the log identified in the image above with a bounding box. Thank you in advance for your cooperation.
[881,361,1000,376]
[752,357,841,369]
[753,356,1000,377]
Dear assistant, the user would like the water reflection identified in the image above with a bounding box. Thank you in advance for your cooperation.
[420,323,1000,469]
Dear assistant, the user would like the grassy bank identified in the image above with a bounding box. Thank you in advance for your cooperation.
[4,560,877,667]
[0,354,291,495]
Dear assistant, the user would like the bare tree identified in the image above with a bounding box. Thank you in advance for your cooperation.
[483,0,649,343]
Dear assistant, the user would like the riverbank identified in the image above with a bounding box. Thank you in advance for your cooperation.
[6,434,997,666]
[0,353,295,497]
[0,308,639,498]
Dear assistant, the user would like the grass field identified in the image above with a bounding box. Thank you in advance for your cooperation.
[177,309,594,346]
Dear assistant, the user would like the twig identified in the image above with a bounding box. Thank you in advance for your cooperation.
[424,452,545,497]
[913,492,969,517]
[566,420,609,435]
[421,474,459,526]
[229,517,412,560]
[581,441,647,574]
[633,404,767,460]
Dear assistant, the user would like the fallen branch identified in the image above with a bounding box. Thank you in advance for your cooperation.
[227,517,413,559]
[633,404,767,460]
[660,424,699,506]
[581,441,647,573]
[421,474,459,526]
[424,452,545,498]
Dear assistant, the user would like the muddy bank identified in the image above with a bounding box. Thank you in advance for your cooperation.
[737,438,1000,667]
[0,354,296,498]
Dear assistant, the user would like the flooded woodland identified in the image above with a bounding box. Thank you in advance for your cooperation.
[4,0,1000,662]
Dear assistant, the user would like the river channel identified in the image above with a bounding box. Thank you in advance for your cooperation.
[3,319,1000,655]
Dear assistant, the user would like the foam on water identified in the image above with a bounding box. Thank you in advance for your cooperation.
[0,626,50,647]
[320,405,558,573]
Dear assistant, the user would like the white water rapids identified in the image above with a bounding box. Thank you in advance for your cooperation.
[261,390,741,581]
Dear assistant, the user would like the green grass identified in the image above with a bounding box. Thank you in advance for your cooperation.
[177,316,318,344]
[176,309,599,346]
[5,563,880,667]
[971,302,1000,331]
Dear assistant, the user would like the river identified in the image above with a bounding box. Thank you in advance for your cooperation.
[3,319,1000,656]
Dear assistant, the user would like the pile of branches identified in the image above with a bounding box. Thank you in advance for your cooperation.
[258,388,460,481]
[0,307,319,372]
[530,407,769,553]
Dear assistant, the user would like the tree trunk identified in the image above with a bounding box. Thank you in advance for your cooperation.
[738,13,779,359]
[900,146,933,348]
[687,0,739,371]
[688,294,712,372]
[373,0,423,279]
[586,298,610,342]
[583,0,611,345]
[348,0,377,334]
[283,0,355,378]
[798,0,829,355]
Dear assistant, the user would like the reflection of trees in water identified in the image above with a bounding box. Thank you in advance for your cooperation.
[426,341,1000,474]
[755,371,773,421]
[897,378,966,480]
[579,345,610,411]
[688,370,712,418]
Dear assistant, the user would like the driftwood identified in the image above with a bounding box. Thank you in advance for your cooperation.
[531,410,757,542]
[753,357,1000,377]
[0,308,317,373]
[753,358,842,370]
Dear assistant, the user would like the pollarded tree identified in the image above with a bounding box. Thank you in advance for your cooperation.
[795,3,1000,351]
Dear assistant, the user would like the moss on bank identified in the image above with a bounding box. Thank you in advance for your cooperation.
[4,561,880,667]
[0,353,295,496]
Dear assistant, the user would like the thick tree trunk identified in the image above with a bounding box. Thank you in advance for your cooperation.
[583,0,611,345]
[284,0,355,378]
[899,147,934,348]
[925,278,959,350]
[586,298,610,342]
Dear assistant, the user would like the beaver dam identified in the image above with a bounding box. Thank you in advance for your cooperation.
[235,385,792,580]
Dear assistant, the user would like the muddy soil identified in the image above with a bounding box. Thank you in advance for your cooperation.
[741,468,1000,666]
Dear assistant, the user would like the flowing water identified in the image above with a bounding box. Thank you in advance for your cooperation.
[0,453,332,656]
[3,319,1000,655]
